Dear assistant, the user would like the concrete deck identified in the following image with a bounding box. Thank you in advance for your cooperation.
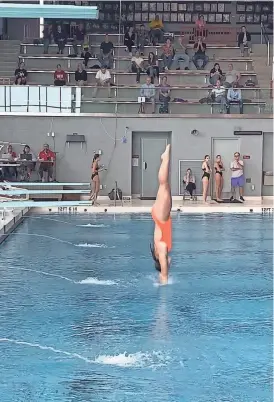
[0,207,29,244]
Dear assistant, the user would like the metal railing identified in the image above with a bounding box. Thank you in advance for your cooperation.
[260,22,270,66]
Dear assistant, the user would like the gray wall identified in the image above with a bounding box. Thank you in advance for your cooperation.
[7,18,39,40]
[0,115,272,197]
[262,132,273,196]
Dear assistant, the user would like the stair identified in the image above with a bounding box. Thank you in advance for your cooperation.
[252,49,272,113]
[0,40,21,82]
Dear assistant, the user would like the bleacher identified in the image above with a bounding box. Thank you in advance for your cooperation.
[16,32,267,115]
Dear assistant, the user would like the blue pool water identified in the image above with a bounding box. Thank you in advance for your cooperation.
[0,213,272,402]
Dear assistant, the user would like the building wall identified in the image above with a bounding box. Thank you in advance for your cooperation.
[0,115,272,197]
[262,132,273,196]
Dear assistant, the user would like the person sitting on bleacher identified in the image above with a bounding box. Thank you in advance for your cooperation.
[149,15,164,45]
[2,145,17,181]
[93,66,111,98]
[146,52,160,85]
[159,75,171,114]
[75,63,87,86]
[195,15,206,38]
[38,143,55,182]
[209,63,225,86]
[99,34,114,69]
[81,44,92,68]
[227,83,243,115]
[224,63,241,88]
[192,36,209,70]
[136,24,149,55]
[55,25,67,55]
[14,62,28,85]
[139,76,156,114]
[173,35,190,70]
[238,26,252,57]
[54,64,67,86]
[131,50,144,84]
[211,79,227,114]
[72,23,86,56]
[161,38,174,71]
[124,26,135,56]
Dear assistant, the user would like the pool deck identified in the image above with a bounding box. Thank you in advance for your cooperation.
[0,207,29,244]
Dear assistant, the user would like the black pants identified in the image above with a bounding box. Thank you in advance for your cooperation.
[146,66,159,84]
[186,182,196,196]
[54,80,66,86]
[124,39,134,53]
[39,162,53,180]
[132,63,142,83]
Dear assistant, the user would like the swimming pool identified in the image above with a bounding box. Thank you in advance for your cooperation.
[0,213,272,402]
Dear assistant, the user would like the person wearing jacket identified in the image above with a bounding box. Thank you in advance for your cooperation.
[238,26,252,56]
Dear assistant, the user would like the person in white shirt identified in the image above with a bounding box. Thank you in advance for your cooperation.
[131,50,144,83]
[211,79,228,113]
[230,152,245,202]
[224,63,241,88]
[93,66,111,98]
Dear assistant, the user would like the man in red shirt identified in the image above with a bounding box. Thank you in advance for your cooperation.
[38,144,55,182]
[54,64,67,86]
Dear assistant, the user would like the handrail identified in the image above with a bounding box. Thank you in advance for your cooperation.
[260,22,270,66]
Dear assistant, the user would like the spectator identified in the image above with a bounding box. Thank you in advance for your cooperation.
[209,63,224,86]
[183,168,196,200]
[139,76,156,114]
[149,15,164,45]
[14,62,28,85]
[227,83,243,114]
[238,26,252,56]
[195,15,206,38]
[202,155,211,203]
[192,36,208,70]
[19,145,36,182]
[81,44,92,68]
[146,52,160,85]
[54,64,67,86]
[55,25,67,55]
[75,63,87,86]
[72,23,85,56]
[43,24,53,54]
[93,66,111,98]
[131,50,144,83]
[98,34,114,69]
[3,145,17,181]
[38,143,55,182]
[214,155,224,202]
[173,35,190,70]
[230,152,245,202]
[124,26,135,56]
[136,24,149,55]
[159,75,171,114]
[161,38,174,71]
[211,79,227,113]
[224,63,241,88]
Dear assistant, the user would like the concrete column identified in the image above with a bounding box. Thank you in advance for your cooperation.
[39,0,44,38]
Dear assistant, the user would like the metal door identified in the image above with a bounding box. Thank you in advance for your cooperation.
[141,138,167,199]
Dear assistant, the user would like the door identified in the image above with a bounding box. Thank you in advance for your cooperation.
[141,138,167,199]
[212,138,240,197]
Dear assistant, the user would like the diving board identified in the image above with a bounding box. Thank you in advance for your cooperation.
[0,201,92,208]
[0,190,90,195]
[4,182,90,186]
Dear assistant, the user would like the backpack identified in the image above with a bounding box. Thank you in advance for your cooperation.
[108,188,122,201]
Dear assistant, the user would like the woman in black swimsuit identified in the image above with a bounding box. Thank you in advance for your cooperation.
[202,155,211,203]
[90,154,100,205]
[214,154,225,202]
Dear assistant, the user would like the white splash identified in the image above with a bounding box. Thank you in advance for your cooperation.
[77,224,107,228]
[74,243,110,248]
[78,277,117,286]
[94,350,170,368]
[147,275,175,287]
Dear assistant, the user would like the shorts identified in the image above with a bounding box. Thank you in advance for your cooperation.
[231,175,245,188]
